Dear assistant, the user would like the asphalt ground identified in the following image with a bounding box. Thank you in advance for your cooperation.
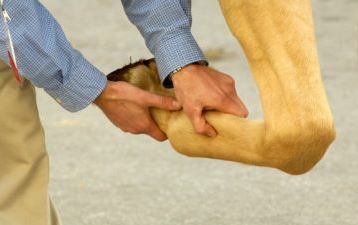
[36,0,358,224]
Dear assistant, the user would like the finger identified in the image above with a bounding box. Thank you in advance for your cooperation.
[233,97,249,117]
[140,91,182,111]
[187,107,217,137]
[145,117,168,141]
[217,96,249,118]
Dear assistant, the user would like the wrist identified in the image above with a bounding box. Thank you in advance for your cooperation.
[165,61,208,88]
[94,81,118,106]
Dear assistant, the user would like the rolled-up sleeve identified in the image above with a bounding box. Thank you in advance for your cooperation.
[0,1,107,112]
[121,0,207,82]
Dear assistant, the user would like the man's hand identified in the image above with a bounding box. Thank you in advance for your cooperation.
[172,64,248,137]
[94,81,181,141]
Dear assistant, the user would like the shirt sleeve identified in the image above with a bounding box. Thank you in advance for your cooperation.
[121,0,207,84]
[0,1,107,112]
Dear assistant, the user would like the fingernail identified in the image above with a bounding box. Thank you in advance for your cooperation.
[173,101,181,109]
[208,130,217,137]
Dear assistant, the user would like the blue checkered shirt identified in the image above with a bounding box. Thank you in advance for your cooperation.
[0,0,206,112]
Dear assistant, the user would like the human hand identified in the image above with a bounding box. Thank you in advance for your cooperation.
[94,81,181,141]
[171,64,248,137]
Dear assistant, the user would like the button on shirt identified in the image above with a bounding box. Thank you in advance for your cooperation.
[0,0,206,112]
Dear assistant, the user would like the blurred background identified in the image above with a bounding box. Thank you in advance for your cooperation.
[38,0,357,224]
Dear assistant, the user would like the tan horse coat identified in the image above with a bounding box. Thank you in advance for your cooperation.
[108,0,336,175]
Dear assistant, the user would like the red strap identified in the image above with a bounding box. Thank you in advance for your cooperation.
[7,50,22,85]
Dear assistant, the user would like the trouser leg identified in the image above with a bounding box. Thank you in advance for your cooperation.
[0,62,61,225]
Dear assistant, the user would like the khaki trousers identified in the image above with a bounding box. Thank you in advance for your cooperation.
[0,61,61,225]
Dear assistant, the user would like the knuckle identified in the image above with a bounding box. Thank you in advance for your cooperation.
[222,74,234,83]
[223,78,236,91]
[129,128,142,134]
[224,88,237,98]
[132,130,142,135]
[121,128,130,133]
[130,123,149,135]
[227,77,235,85]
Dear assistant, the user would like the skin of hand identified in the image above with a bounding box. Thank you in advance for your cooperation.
[171,64,249,137]
[94,81,182,141]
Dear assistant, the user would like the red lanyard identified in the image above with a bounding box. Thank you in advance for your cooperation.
[1,0,23,86]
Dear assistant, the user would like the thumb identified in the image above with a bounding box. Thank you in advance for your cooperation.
[142,92,182,111]
[217,97,249,118]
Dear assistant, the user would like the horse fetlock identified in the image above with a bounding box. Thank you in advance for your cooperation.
[265,117,336,174]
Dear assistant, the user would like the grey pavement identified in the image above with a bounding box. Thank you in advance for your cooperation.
[37,0,358,224]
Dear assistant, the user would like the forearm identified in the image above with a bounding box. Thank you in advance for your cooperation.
[121,0,207,85]
[0,1,106,112]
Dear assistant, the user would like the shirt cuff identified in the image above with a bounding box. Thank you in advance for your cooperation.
[44,57,107,112]
[153,29,207,85]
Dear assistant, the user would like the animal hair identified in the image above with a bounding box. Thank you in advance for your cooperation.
[108,0,336,175]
